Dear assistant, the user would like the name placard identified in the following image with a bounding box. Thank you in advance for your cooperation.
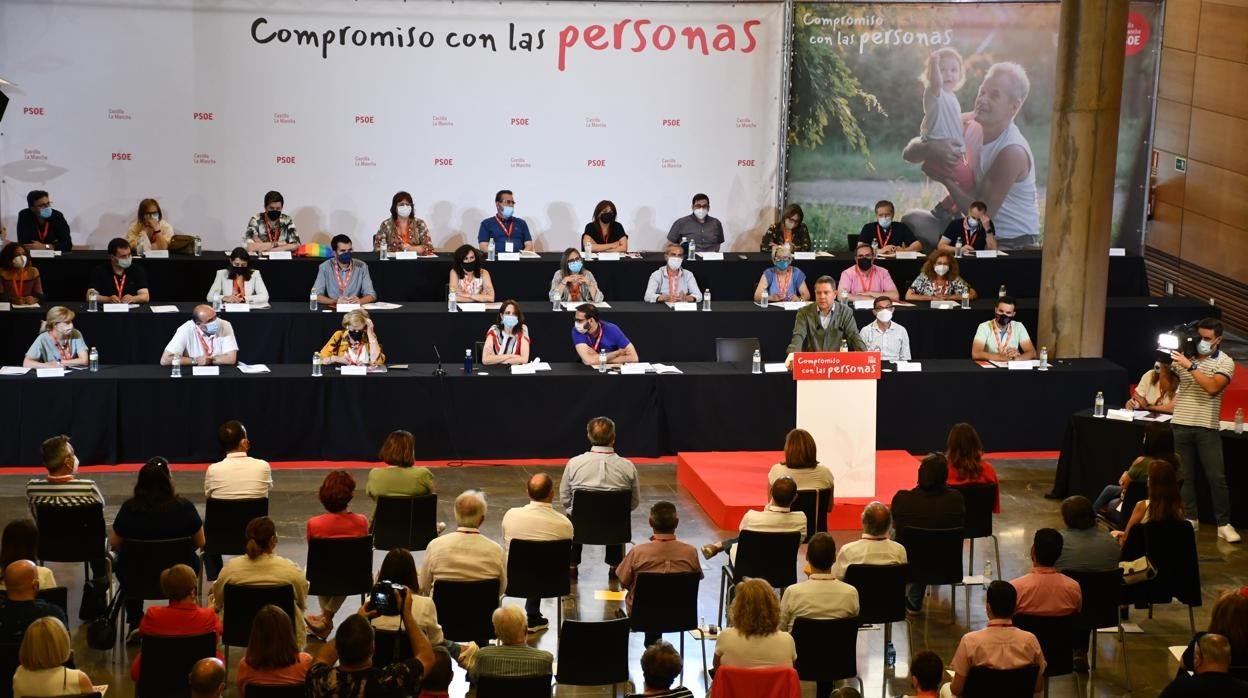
[895,251,920,259]
[36,367,67,378]
[336,303,361,313]
[266,251,293,260]
[497,252,522,261]
[975,250,999,259]
[192,366,220,376]
[29,250,56,259]
[596,252,621,261]
[340,365,367,376]
[698,252,724,261]
[102,304,130,313]
[794,252,816,260]
[223,303,250,313]
[146,250,170,259]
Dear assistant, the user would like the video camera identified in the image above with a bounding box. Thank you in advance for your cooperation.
[1158,320,1200,359]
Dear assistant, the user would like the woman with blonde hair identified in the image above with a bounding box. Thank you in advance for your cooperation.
[11,616,96,696]
[211,516,310,645]
[23,305,89,368]
[319,308,385,366]
[713,578,796,669]
[236,604,314,693]
[125,198,174,255]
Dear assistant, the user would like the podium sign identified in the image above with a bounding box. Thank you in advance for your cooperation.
[793,352,881,497]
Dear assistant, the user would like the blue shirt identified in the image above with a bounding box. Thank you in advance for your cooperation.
[763,266,807,299]
[572,320,631,353]
[478,216,532,250]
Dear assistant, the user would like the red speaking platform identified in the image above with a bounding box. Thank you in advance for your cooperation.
[791,351,882,380]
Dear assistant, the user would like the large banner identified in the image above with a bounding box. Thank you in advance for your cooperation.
[787,1,1161,253]
[0,0,785,252]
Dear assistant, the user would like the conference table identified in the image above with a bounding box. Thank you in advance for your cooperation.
[0,296,1213,377]
[1,359,1126,467]
[1050,410,1248,527]
[29,250,1148,303]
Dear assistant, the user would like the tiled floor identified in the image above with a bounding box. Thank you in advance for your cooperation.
[2,458,1245,697]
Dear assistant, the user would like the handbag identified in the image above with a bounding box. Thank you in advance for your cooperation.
[1119,555,1157,585]
[78,576,109,621]
[85,589,125,650]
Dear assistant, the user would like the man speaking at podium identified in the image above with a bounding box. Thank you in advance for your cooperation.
[786,275,866,368]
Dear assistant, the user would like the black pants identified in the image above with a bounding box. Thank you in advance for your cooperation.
[570,543,624,566]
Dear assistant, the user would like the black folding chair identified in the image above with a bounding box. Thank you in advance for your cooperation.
[505,539,572,639]
[221,583,297,665]
[949,483,1000,578]
[306,536,374,601]
[371,495,438,552]
[203,498,270,556]
[714,337,760,363]
[34,502,109,585]
[1100,480,1147,530]
[476,674,552,698]
[717,529,802,627]
[1138,520,1203,635]
[792,488,833,542]
[1015,613,1079,697]
[792,616,862,698]
[555,618,631,695]
[115,537,202,644]
[244,684,307,697]
[630,572,706,686]
[569,489,633,549]
[896,527,967,627]
[432,578,500,646]
[136,632,217,698]
[844,563,911,669]
[1065,568,1130,692]
[962,665,1040,697]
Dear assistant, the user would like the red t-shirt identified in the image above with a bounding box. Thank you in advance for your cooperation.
[236,652,314,692]
[948,460,1002,513]
[306,511,370,540]
[131,601,223,680]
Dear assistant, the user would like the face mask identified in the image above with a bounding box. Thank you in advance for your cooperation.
[933,264,950,277]
[265,209,281,221]
[68,455,79,474]
[501,314,519,330]
[666,257,682,271]
[996,313,1012,327]
[600,212,616,224]
[574,321,588,334]
[876,309,893,323]
[229,265,247,277]
[1198,339,1215,355]
[146,213,161,222]
[693,207,708,221]
[567,260,584,274]
[784,219,797,230]
[967,218,980,229]
[396,204,412,218]
[500,205,514,219]
[337,252,352,265]
[55,322,73,336]
[878,216,892,228]
[12,255,27,269]
[775,259,791,271]
[348,329,365,342]
[39,207,53,220]
[461,260,477,272]
[856,257,872,271]
[116,256,133,269]
[202,320,220,336]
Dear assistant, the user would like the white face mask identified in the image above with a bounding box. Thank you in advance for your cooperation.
[878,216,892,228]
[146,213,161,222]
[933,264,950,276]
[693,207,708,221]
[396,204,413,218]
[55,322,74,336]
[13,255,27,269]
[666,257,682,271]
[783,219,797,231]
[876,309,893,323]
[574,321,588,334]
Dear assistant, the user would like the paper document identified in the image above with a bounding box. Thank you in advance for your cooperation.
[362,302,402,310]
[794,252,816,260]
[12,303,40,309]
[764,363,788,373]
[237,363,271,374]
[652,363,683,374]
[248,302,272,310]
[775,301,810,311]
[816,251,835,258]
[482,303,503,310]
[150,305,179,313]
[519,250,541,258]
[0,367,31,376]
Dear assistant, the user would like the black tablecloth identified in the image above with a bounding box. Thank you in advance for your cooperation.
[1050,410,1248,526]
[0,359,1125,467]
[28,251,1148,303]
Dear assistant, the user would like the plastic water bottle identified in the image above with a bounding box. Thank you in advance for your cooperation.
[309,288,318,311]
[551,291,562,312]
[377,234,389,260]
[211,290,222,312]
[487,238,496,262]
[1094,391,1105,418]
[998,284,1007,299]
[871,239,879,254]
[598,350,607,372]
[583,240,593,258]
[171,360,182,378]
[702,289,712,312]
[1235,408,1244,435]
[983,559,993,581]
[192,236,202,256]
[960,290,970,310]
[680,236,689,256]
[688,238,697,260]
[88,347,99,373]
[311,353,322,377]
[759,289,768,308]
[751,349,762,374]
[955,237,963,258]
[885,641,896,668]
[447,292,457,313]
[838,288,849,305]
[1038,346,1049,370]
[463,349,473,375]
[87,290,98,312]
[840,339,849,352]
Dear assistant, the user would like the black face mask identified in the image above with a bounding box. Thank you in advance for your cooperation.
[996,314,1013,327]
[600,212,616,224]
[228,266,247,277]
[348,329,364,342]
[265,210,281,222]
[856,258,872,271]
[462,260,477,272]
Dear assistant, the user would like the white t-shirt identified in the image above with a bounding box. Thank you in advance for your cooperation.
[714,628,796,668]
[923,88,965,145]
[969,121,1039,239]
[164,318,239,360]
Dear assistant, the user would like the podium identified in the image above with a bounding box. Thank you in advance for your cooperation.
[792,351,882,498]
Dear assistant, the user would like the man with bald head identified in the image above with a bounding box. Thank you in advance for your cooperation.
[831,501,908,578]
[160,304,239,367]
[701,476,807,563]
[501,473,573,632]
[418,490,506,597]
[188,657,226,698]
[0,560,67,644]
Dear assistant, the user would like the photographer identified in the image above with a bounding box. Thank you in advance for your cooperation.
[1169,318,1239,543]
[307,586,434,698]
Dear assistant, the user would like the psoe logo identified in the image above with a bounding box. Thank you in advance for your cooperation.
[510,117,530,126]
[587,159,606,168]
[661,158,682,169]
[111,152,132,161]
[585,117,606,128]
[432,116,454,127]
[433,158,454,167]
[737,159,756,167]
[193,153,216,165]
[736,117,757,128]
[355,115,374,124]
[661,119,680,127]
[354,156,376,168]
[275,155,296,164]
[509,157,531,169]
[23,107,45,116]
[108,109,131,121]
[273,113,296,125]
[193,112,215,121]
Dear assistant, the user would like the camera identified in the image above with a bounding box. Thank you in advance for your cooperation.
[1158,321,1199,359]
[369,580,406,616]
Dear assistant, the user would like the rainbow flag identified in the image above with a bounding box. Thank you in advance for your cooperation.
[296,243,332,258]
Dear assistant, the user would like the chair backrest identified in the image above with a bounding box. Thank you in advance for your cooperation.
[949,483,997,539]
[34,502,106,564]
[896,527,965,586]
[843,563,909,625]
[1120,481,1148,524]
[791,488,832,542]
[732,530,802,589]
[0,587,70,619]
[962,665,1039,697]
[1143,520,1203,607]
[306,536,374,597]
[505,539,572,600]
[1014,613,1077,678]
[372,628,412,667]
[371,495,438,552]
[137,632,217,698]
[222,583,297,648]
[203,498,270,556]
[629,572,700,634]
[244,684,307,698]
[709,665,802,698]
[0,643,18,698]
[118,538,200,601]
[431,578,500,645]
[569,490,633,546]
[715,337,761,363]
[474,340,485,366]
[555,617,631,685]
[792,616,860,683]
[475,674,552,698]
[1064,568,1124,633]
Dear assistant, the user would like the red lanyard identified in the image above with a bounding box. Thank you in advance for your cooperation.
[113,273,127,299]
[233,276,246,298]
[9,275,25,299]
[194,326,214,357]
[345,341,366,365]
[37,222,50,243]
[265,218,280,243]
[875,224,892,248]
[963,219,979,247]
[853,266,875,293]
[933,278,949,296]
[590,328,604,352]
[51,332,73,361]
[599,224,611,244]
[333,263,354,295]
[667,270,681,298]
[994,323,1013,352]
[495,215,515,239]
[774,269,793,299]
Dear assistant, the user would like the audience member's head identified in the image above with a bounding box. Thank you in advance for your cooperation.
[1060,496,1096,531]
[244,604,300,670]
[640,640,684,691]
[40,434,76,476]
[783,428,818,469]
[160,564,199,603]
[422,646,454,692]
[378,548,419,590]
[454,490,487,528]
[916,453,949,491]
[188,657,227,698]
[129,457,176,512]
[18,617,73,672]
[379,429,416,468]
[492,604,528,645]
[587,416,617,447]
[1032,528,1063,568]
[0,520,40,571]
[862,501,892,537]
[217,420,248,453]
[770,476,798,508]
[244,516,278,560]
[1194,633,1233,675]
[985,580,1017,620]
[527,473,554,503]
[909,649,944,693]
[335,614,375,667]
[318,469,357,514]
[649,501,679,535]
[806,532,837,574]
[729,578,781,639]
[946,422,984,479]
[1208,588,1248,659]
[3,560,39,600]
[1145,458,1184,522]
[1141,422,1177,462]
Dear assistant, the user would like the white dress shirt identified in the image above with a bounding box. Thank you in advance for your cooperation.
[858,320,912,361]
[830,535,908,579]
[206,269,270,304]
[418,527,507,595]
[559,446,641,514]
[204,451,273,500]
[501,501,574,549]
[164,318,239,360]
[779,574,861,630]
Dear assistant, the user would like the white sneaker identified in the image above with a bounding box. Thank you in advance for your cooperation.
[1218,524,1242,543]
[1188,519,1200,532]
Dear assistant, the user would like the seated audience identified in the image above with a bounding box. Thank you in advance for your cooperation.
[1055,496,1120,573]
[17,189,73,252]
[501,473,574,632]
[754,244,810,303]
[307,597,434,697]
[666,192,724,253]
[943,581,1045,697]
[0,520,56,590]
[767,428,835,491]
[449,244,495,303]
[644,245,701,303]
[859,295,911,361]
[371,549,471,662]
[0,560,67,645]
[320,308,385,366]
[1126,355,1179,413]
[616,501,702,643]
[571,304,639,366]
[945,422,1001,512]
[0,242,44,304]
[468,605,554,682]
[87,237,150,304]
[236,604,314,694]
[702,477,806,563]
[779,533,860,630]
[160,304,239,367]
[760,204,812,252]
[625,640,695,698]
[189,657,227,698]
[11,617,95,697]
[130,564,222,682]
[714,578,796,669]
[26,434,104,521]
[206,247,269,304]
[367,429,436,497]
[418,490,506,595]
[551,247,604,302]
[376,191,433,254]
[831,502,908,578]
[125,198,174,254]
[892,454,966,613]
[937,200,997,254]
[838,243,899,301]
[305,470,370,639]
[906,249,975,302]
[23,306,88,368]
[244,190,300,254]
[903,650,944,698]
[561,416,641,575]
[857,200,921,253]
[203,419,273,578]
[1117,458,1185,547]
[482,300,531,365]
[1180,587,1248,673]
[478,189,533,253]
[417,646,454,698]
[1160,633,1248,697]
[583,199,629,253]
[313,234,377,307]
[1010,528,1081,616]
[971,295,1037,361]
[211,516,310,645]
[1093,422,1177,523]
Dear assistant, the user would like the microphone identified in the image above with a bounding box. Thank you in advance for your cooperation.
[432,344,446,376]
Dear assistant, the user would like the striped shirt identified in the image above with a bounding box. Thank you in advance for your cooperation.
[468,644,553,681]
[1172,352,1235,430]
[26,477,104,518]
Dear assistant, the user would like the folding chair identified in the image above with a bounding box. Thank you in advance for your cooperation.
[432,578,500,646]
[630,572,706,686]
[371,495,438,552]
[306,535,374,601]
[844,563,911,669]
[949,483,1000,578]
[203,498,269,556]
[716,530,802,627]
[136,632,217,698]
[505,539,572,640]
[1015,613,1080,697]
[1066,568,1130,692]
[962,665,1040,698]
[555,618,631,696]
[791,616,862,697]
[221,584,297,665]
[791,488,833,542]
[896,527,967,627]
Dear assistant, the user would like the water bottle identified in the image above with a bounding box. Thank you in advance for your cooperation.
[759,289,768,308]
[751,349,762,374]
[702,289,712,312]
[598,349,607,372]
[840,339,849,352]
[838,288,849,305]
[871,239,879,254]
[983,558,993,581]
[309,288,318,311]
[311,353,322,377]
[955,237,963,258]
[87,290,98,312]
[1038,346,1049,370]
[884,641,897,668]
[377,233,388,260]
[583,240,593,258]
[88,347,99,373]
[447,292,457,312]
[680,236,689,256]
[487,238,496,262]
[960,290,970,310]
[1094,391,1105,418]
[211,290,222,312]
[1235,408,1244,435]
[551,291,562,312]
[998,284,1007,299]
[192,236,202,256]
[688,238,697,260]
[463,348,474,374]
[171,359,182,378]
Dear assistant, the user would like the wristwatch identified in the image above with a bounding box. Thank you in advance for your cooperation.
[1187,362,1199,372]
